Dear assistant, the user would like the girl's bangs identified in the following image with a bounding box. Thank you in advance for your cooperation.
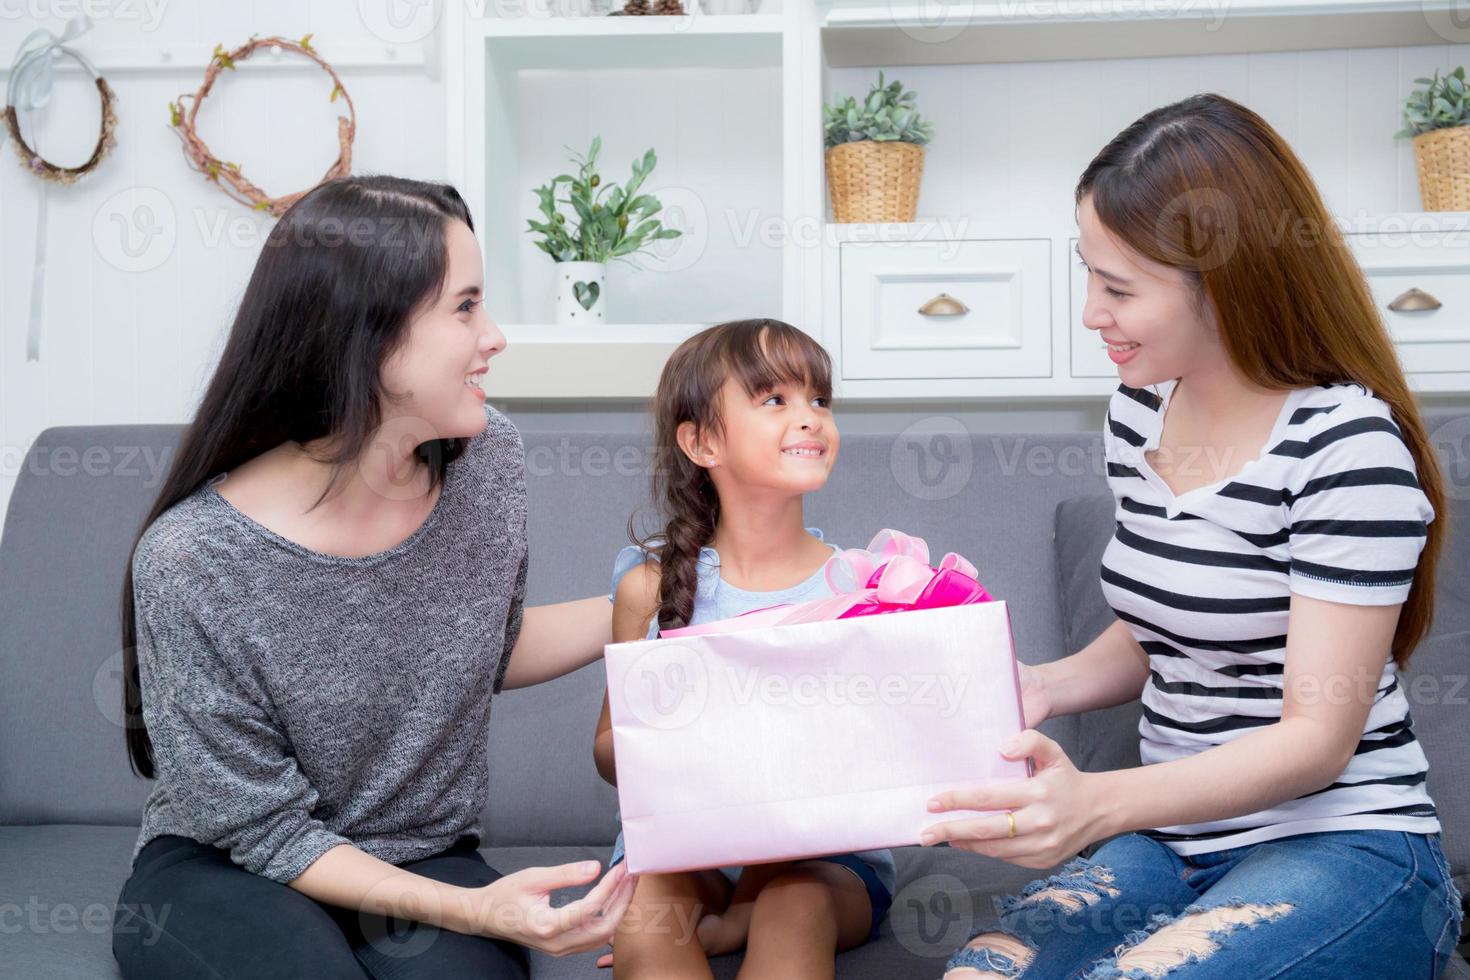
[726,323,832,400]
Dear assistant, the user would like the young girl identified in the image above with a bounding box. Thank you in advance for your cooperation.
[591,319,896,979]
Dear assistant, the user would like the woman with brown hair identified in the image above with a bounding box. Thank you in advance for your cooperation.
[926,94,1463,978]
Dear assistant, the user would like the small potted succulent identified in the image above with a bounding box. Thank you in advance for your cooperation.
[823,72,934,223]
[526,136,681,325]
[1396,66,1470,212]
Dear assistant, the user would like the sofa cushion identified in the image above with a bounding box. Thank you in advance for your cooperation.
[0,824,1064,980]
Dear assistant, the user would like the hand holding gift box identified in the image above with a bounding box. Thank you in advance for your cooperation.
[604,530,1031,876]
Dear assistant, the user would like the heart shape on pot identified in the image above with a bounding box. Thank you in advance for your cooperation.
[573,280,600,311]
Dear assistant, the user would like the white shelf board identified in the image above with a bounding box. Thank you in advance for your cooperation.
[478,13,786,36]
[501,322,713,344]
[820,0,1463,66]
[482,322,710,398]
[476,14,786,69]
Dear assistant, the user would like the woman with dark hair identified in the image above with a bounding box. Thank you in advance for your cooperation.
[110,175,636,979]
[927,95,1463,978]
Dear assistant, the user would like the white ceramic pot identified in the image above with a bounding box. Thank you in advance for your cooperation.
[554,260,607,325]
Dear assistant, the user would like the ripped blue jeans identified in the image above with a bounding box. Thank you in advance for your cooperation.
[946,829,1463,979]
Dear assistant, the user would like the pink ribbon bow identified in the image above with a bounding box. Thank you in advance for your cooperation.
[657,529,990,639]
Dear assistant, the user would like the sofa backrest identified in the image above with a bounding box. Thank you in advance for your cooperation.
[0,424,1103,833]
[2,416,1463,864]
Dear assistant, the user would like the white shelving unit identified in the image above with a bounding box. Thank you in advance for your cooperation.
[819,0,1466,66]
[446,0,1470,400]
[445,3,802,398]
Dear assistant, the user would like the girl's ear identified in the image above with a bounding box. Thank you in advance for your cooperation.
[676,420,718,469]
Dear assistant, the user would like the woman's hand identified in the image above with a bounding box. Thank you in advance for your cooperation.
[919,729,1110,870]
[454,860,638,956]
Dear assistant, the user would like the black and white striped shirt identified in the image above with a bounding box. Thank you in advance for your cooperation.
[1100,378,1439,855]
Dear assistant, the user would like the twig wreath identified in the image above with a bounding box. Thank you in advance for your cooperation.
[2,18,118,185]
[168,34,356,217]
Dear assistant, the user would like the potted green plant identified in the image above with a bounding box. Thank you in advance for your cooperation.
[1396,66,1470,212]
[526,136,681,325]
[823,72,934,223]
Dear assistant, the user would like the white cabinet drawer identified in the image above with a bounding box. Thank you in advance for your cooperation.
[1067,236,1115,379]
[838,239,1051,380]
[1345,231,1470,374]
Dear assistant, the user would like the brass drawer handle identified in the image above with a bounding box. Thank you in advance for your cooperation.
[1387,287,1441,312]
[918,293,969,316]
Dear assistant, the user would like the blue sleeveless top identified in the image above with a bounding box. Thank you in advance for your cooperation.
[608,527,841,639]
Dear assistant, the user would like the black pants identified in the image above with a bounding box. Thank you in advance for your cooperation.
[112,834,531,979]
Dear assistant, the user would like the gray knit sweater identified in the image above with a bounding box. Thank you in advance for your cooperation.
[130,403,528,883]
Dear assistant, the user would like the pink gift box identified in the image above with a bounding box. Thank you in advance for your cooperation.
[604,600,1031,875]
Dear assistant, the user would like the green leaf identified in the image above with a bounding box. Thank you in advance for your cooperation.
[627,194,660,215]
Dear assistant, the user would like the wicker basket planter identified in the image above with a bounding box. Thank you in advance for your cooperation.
[1412,125,1470,212]
[825,140,926,223]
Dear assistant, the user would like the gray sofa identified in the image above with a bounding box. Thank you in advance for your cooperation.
[2,417,1466,979]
